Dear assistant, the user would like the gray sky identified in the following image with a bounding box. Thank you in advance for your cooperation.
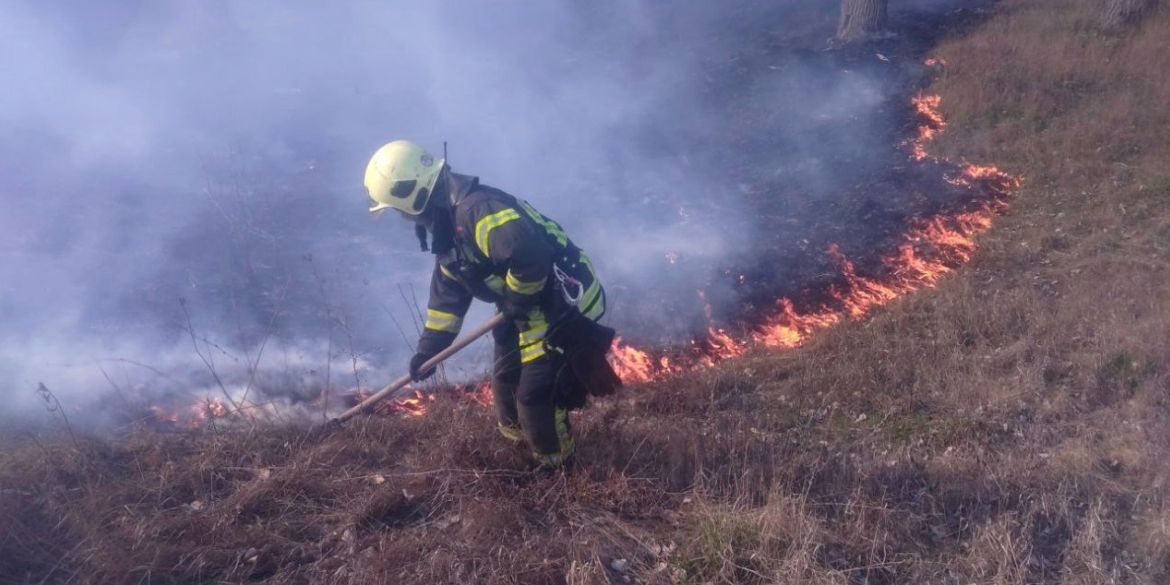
[2,1,973,428]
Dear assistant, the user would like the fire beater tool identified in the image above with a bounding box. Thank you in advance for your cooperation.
[329,312,506,426]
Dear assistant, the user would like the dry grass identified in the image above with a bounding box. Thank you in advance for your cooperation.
[5,0,1170,582]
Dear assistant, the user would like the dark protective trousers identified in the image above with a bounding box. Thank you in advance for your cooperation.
[491,321,572,464]
[489,250,608,467]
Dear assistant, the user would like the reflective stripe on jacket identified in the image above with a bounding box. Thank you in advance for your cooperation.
[417,173,603,363]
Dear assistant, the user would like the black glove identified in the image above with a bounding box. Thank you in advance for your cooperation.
[502,302,531,321]
[409,352,437,381]
[502,291,538,321]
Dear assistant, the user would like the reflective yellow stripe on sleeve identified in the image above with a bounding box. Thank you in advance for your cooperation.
[518,319,548,363]
[439,264,457,280]
[505,270,547,295]
[577,255,606,320]
[474,208,521,257]
[520,201,568,247]
[581,279,604,319]
[425,309,463,333]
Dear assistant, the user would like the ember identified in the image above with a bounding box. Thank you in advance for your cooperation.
[352,386,433,417]
[148,396,235,429]
[456,381,494,407]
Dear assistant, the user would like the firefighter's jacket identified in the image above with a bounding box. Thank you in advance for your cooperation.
[417,173,605,365]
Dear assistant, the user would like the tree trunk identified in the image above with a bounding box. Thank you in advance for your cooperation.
[836,0,889,42]
[1101,0,1151,29]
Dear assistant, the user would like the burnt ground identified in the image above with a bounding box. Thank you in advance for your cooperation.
[608,1,1003,346]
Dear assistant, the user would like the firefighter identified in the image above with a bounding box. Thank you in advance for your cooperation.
[364,140,620,472]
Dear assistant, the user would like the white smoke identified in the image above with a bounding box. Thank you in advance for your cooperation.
[3,0,963,426]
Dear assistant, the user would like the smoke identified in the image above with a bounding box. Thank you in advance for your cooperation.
[0,0,976,428]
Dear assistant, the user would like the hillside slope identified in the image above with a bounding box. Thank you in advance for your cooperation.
[4,1,1170,583]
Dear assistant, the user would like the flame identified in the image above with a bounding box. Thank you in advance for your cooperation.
[753,298,832,349]
[150,405,179,424]
[707,328,745,358]
[388,389,431,417]
[351,386,434,417]
[456,381,494,407]
[148,396,235,428]
[331,380,488,419]
[203,397,227,418]
[906,93,946,160]
[912,94,946,141]
[606,90,1021,381]
[609,338,676,383]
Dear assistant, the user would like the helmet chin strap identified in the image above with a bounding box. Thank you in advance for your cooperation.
[415,168,455,254]
[415,223,429,252]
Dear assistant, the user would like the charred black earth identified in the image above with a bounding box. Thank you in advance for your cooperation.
[601,1,1003,347]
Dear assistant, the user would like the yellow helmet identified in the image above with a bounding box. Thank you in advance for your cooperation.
[364,140,445,216]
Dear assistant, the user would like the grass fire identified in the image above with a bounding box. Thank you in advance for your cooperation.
[4,0,1170,583]
[609,90,1019,385]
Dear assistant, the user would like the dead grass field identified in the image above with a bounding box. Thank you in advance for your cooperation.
[4,0,1170,583]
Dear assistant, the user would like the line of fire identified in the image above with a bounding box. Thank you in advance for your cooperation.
[149,73,1021,428]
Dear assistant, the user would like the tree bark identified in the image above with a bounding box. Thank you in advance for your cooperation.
[836,0,889,41]
[1101,0,1151,29]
